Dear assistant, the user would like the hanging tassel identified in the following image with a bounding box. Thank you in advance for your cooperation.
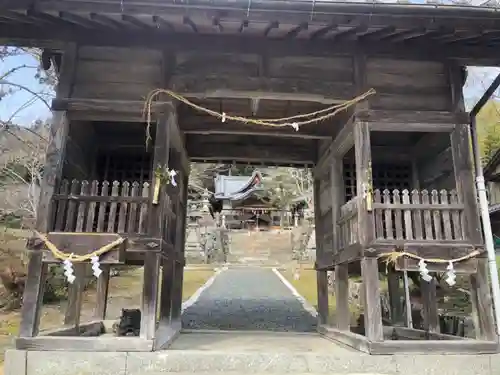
[418,259,432,282]
[168,169,178,187]
[63,255,76,284]
[91,256,103,278]
[445,261,456,286]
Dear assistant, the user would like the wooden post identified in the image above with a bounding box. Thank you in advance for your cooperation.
[387,267,404,325]
[170,174,189,322]
[421,277,440,333]
[94,265,110,320]
[313,167,328,325]
[64,263,85,329]
[19,43,77,337]
[140,105,172,340]
[361,257,383,341]
[451,123,495,340]
[470,258,496,340]
[140,253,161,339]
[353,118,382,341]
[335,264,350,330]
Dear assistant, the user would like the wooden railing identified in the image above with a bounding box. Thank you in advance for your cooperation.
[372,189,464,241]
[51,179,150,234]
[337,198,359,250]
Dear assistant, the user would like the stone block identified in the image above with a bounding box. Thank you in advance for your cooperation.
[490,353,500,375]
[26,351,127,375]
[394,354,491,375]
[4,349,27,375]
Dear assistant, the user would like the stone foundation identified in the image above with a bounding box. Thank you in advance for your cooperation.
[6,348,500,375]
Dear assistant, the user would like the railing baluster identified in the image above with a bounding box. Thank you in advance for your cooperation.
[107,181,120,233]
[393,189,403,240]
[440,190,453,240]
[117,181,130,233]
[65,180,80,232]
[421,190,433,240]
[431,190,443,240]
[449,190,463,240]
[85,181,99,232]
[411,190,423,240]
[128,182,140,233]
[75,180,89,232]
[54,180,69,231]
[96,181,109,232]
[402,189,413,240]
[374,190,384,239]
[138,182,150,234]
[383,189,393,240]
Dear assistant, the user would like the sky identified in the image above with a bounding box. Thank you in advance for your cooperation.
[1,51,500,126]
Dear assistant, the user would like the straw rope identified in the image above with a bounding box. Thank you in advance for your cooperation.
[142,88,376,145]
[378,249,481,265]
[34,231,125,262]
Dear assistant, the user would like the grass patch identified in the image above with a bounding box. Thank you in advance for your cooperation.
[280,267,390,326]
[183,269,215,301]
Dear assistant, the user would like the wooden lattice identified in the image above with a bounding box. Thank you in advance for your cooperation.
[343,161,412,202]
[96,150,152,185]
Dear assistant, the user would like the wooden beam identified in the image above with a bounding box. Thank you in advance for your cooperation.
[285,22,308,38]
[16,336,154,351]
[310,24,337,40]
[264,21,279,37]
[121,14,152,30]
[333,25,368,41]
[331,116,355,158]
[152,15,174,32]
[359,110,467,125]
[3,23,500,65]
[369,339,498,355]
[186,137,316,166]
[183,16,198,33]
[170,75,354,101]
[59,11,100,29]
[89,13,123,30]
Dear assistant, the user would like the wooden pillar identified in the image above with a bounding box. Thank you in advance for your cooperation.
[421,277,439,333]
[313,175,329,325]
[93,265,110,320]
[159,258,174,326]
[19,43,77,337]
[451,123,495,340]
[335,264,350,330]
[470,259,496,340]
[360,258,383,341]
[140,105,172,340]
[353,119,382,341]
[387,267,404,325]
[64,264,85,329]
[171,173,189,322]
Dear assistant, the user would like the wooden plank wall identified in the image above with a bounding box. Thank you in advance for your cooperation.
[366,59,449,111]
[72,47,163,101]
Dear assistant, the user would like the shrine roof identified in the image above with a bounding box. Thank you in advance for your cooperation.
[2,0,500,59]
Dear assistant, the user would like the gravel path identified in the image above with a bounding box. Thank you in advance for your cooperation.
[181,267,317,332]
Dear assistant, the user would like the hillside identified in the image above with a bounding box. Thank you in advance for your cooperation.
[476,99,500,164]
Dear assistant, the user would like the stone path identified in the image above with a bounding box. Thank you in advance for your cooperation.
[181,267,317,332]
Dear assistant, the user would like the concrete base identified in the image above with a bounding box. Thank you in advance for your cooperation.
[6,332,500,375]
